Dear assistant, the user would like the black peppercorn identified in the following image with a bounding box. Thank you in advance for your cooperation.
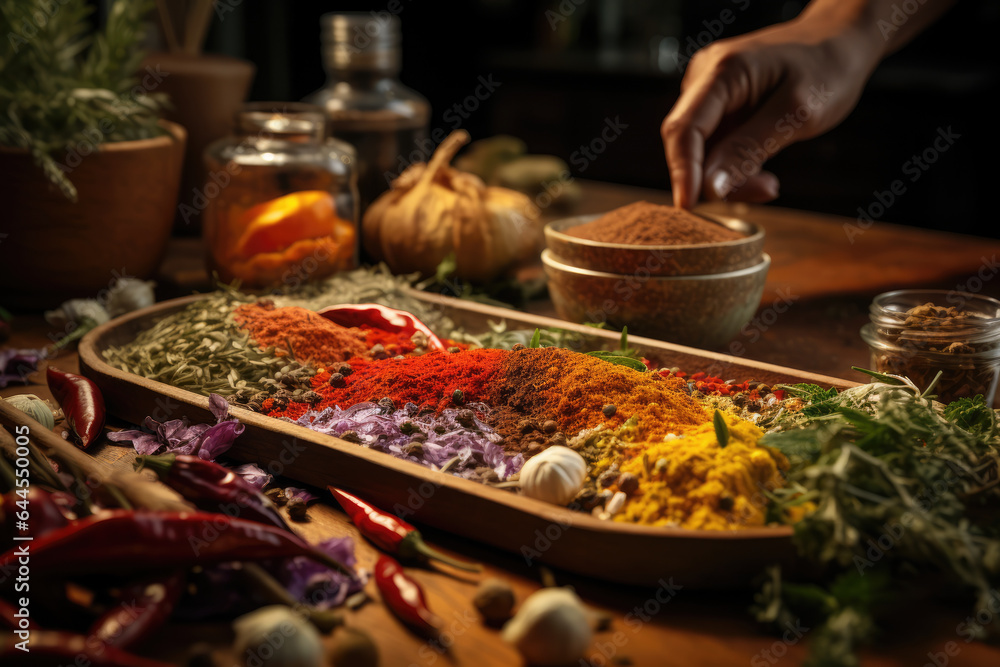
[618,472,640,495]
[602,404,617,418]
[452,388,465,405]
[265,487,288,506]
[542,420,558,434]
[511,343,526,351]
[328,372,346,387]
[598,469,619,488]
[287,497,308,522]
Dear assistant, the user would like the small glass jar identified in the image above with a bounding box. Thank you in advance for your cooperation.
[860,289,1000,404]
[202,102,359,289]
[303,13,430,218]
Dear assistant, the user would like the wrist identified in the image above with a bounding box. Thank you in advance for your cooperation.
[796,1,887,75]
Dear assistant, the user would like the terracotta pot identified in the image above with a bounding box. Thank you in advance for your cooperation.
[142,52,255,234]
[0,121,186,310]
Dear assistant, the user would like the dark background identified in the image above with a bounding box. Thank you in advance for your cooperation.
[199,0,997,236]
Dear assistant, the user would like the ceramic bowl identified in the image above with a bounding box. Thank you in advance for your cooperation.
[544,211,764,277]
[543,249,771,349]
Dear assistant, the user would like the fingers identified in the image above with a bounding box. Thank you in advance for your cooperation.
[661,74,737,209]
[711,171,780,203]
[701,90,801,202]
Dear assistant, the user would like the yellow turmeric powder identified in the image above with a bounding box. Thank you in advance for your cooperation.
[600,413,793,530]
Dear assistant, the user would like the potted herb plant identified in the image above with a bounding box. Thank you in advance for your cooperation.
[0,0,186,309]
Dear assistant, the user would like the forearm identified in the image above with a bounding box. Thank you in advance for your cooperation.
[801,0,958,60]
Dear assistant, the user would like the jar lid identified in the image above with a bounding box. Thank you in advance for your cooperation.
[321,12,401,71]
[235,103,326,140]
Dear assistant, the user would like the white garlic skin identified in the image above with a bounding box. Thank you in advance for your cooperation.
[519,445,587,506]
[233,605,323,667]
[501,588,592,666]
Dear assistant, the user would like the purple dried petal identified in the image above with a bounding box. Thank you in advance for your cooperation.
[106,429,146,443]
[284,487,317,504]
[281,536,367,610]
[194,419,245,460]
[233,463,271,490]
[0,348,45,388]
[208,393,229,423]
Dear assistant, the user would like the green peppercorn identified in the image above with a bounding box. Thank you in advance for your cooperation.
[452,388,465,405]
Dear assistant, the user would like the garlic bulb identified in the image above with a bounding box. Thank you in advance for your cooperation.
[3,394,55,429]
[232,606,323,667]
[362,130,542,283]
[519,445,587,506]
[106,277,156,317]
[501,587,592,666]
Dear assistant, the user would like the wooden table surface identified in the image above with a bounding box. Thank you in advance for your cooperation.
[3,180,1000,666]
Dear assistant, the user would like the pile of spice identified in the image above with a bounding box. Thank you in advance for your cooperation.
[264,347,710,450]
[572,414,798,530]
[233,302,369,365]
[103,266,466,398]
[101,289,316,397]
[567,201,744,245]
[286,400,523,482]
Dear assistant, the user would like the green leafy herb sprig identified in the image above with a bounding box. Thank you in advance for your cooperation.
[757,376,1000,665]
[0,0,166,200]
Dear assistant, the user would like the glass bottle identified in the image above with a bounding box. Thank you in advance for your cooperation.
[860,289,1000,404]
[202,102,359,289]
[304,13,431,218]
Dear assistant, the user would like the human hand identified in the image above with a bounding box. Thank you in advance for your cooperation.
[661,10,883,208]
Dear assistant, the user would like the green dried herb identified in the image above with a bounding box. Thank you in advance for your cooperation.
[0,0,167,200]
[713,409,729,447]
[759,376,1000,666]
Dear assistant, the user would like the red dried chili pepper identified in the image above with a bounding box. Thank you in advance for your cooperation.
[88,571,185,650]
[1,630,174,666]
[374,554,442,637]
[2,487,70,550]
[329,487,480,572]
[0,509,352,576]
[135,453,289,530]
[318,304,447,351]
[46,366,106,449]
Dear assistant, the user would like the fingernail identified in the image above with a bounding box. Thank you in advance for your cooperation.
[710,171,732,199]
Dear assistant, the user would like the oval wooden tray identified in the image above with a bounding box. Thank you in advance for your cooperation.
[79,293,851,587]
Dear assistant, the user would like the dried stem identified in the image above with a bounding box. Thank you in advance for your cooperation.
[0,401,192,512]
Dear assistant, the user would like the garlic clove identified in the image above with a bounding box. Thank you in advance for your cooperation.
[232,605,323,667]
[519,445,588,506]
[501,587,592,666]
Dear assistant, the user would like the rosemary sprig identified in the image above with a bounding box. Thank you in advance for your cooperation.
[0,0,166,200]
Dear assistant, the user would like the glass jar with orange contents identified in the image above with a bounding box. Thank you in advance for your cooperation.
[202,102,358,288]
